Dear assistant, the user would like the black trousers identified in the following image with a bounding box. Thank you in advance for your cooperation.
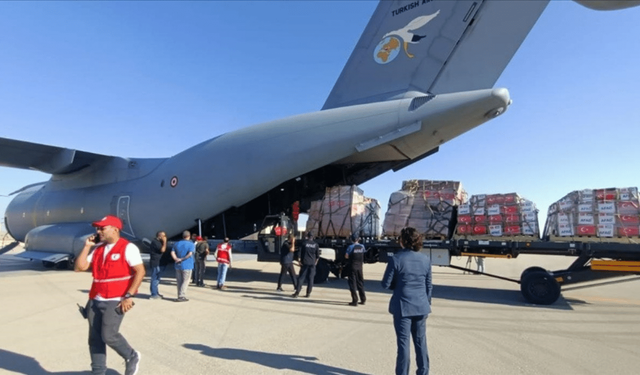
[348,267,366,303]
[296,265,316,296]
[278,263,297,289]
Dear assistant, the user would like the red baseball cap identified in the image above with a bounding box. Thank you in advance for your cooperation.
[92,215,123,230]
[196,236,203,241]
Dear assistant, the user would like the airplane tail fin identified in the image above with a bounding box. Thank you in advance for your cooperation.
[322,0,549,110]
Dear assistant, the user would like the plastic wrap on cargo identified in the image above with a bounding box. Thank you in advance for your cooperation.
[457,193,540,238]
[544,187,640,239]
[306,185,380,238]
[383,180,466,238]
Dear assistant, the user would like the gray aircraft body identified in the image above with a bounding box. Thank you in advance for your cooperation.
[1,0,638,264]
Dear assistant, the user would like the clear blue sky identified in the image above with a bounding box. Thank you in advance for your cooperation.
[1,1,639,234]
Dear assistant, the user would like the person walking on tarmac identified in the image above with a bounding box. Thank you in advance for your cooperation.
[292,232,319,298]
[345,234,367,306]
[277,234,298,292]
[215,237,233,289]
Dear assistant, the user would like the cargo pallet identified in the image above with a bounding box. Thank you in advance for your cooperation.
[369,238,640,305]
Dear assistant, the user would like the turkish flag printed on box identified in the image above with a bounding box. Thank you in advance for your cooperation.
[617,201,639,215]
[618,215,640,224]
[503,193,519,204]
[489,215,503,223]
[576,225,596,236]
[504,225,521,235]
[486,194,505,205]
[505,214,520,223]
[617,226,640,236]
[457,225,471,235]
[501,206,519,214]
[474,215,487,223]
[472,225,487,235]
[595,189,616,201]
[458,215,472,224]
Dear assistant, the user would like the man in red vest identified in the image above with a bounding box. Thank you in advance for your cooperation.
[215,237,233,289]
[75,215,145,375]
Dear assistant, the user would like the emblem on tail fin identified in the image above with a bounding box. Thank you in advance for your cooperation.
[373,10,440,64]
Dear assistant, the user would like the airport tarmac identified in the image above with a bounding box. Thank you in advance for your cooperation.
[1,245,640,375]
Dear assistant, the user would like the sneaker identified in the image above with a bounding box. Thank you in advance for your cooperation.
[276,287,284,292]
[349,301,358,306]
[150,295,161,300]
[124,350,140,375]
[176,297,189,302]
[359,301,366,305]
[291,293,299,298]
[220,285,227,290]
[304,294,311,298]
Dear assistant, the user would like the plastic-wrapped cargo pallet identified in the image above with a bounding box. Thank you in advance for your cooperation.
[544,187,639,242]
[305,185,381,238]
[456,193,540,239]
[383,180,467,238]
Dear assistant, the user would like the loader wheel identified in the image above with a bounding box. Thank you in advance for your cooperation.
[520,270,561,305]
[314,259,331,284]
[520,266,547,281]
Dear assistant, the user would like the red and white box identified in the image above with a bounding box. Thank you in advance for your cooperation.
[595,189,617,201]
[522,212,537,222]
[576,225,597,236]
[617,201,639,215]
[505,214,520,223]
[472,225,487,235]
[501,205,519,214]
[504,225,521,235]
[486,195,505,205]
[489,214,503,223]
[617,215,640,224]
[457,225,471,235]
[474,215,487,224]
[617,226,640,236]
[458,215,472,224]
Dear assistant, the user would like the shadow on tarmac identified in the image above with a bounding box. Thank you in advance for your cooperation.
[184,343,370,375]
[0,348,119,375]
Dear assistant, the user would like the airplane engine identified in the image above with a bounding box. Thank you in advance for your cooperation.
[22,223,94,265]
[574,0,640,11]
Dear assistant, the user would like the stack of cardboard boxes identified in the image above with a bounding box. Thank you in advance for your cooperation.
[456,193,539,238]
[305,185,381,238]
[383,180,467,238]
[544,187,639,240]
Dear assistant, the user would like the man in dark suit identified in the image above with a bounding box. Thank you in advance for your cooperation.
[381,227,432,375]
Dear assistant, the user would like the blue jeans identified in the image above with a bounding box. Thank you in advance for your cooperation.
[393,314,429,375]
[217,263,229,287]
[150,265,166,296]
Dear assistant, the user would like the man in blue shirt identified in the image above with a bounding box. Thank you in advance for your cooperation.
[171,230,195,302]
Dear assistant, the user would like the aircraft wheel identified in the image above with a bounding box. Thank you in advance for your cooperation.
[520,270,561,305]
[520,266,547,281]
[42,261,55,269]
[314,259,331,284]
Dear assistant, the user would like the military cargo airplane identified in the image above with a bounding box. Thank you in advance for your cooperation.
[1,0,639,266]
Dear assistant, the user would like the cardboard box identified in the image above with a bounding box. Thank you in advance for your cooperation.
[618,226,640,236]
[489,224,502,236]
[597,224,614,237]
[576,225,596,236]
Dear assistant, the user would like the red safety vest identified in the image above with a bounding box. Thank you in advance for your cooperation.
[89,238,135,299]
[216,243,231,264]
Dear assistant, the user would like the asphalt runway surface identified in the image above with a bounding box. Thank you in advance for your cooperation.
[1,244,639,374]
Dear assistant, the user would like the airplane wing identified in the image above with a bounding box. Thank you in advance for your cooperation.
[323,0,549,110]
[0,137,115,175]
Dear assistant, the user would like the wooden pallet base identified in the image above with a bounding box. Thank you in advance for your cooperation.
[549,235,640,244]
[453,235,541,242]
